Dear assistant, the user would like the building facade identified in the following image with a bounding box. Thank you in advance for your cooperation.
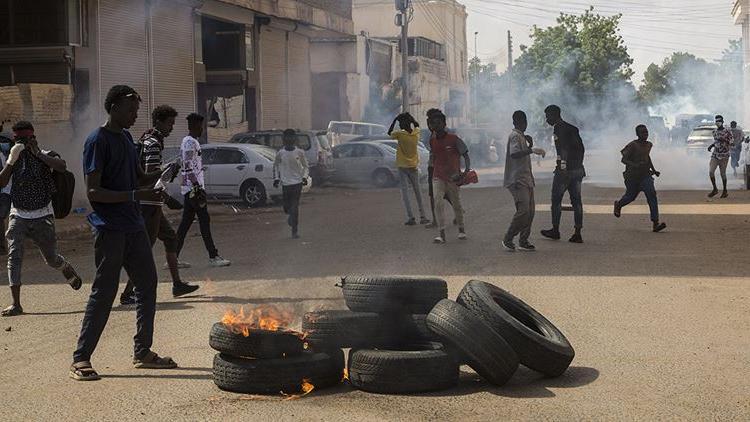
[732,0,750,125]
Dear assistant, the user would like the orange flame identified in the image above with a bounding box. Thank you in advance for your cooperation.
[221,305,294,337]
[283,379,315,400]
[342,367,349,382]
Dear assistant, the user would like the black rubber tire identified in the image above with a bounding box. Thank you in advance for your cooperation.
[426,299,519,386]
[341,275,448,314]
[397,314,438,342]
[208,322,305,359]
[241,179,267,207]
[348,342,459,394]
[372,169,396,188]
[302,310,402,349]
[212,349,344,394]
[457,280,575,377]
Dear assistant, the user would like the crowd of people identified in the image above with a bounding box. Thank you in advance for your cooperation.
[0,83,746,380]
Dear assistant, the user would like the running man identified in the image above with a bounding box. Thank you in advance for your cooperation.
[708,115,733,198]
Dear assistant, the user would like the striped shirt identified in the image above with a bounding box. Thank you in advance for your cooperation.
[137,129,165,206]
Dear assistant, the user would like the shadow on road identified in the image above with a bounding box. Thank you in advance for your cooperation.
[102,366,213,381]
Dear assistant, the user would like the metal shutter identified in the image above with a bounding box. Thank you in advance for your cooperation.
[97,0,151,136]
[288,31,311,130]
[259,26,287,130]
[149,2,196,147]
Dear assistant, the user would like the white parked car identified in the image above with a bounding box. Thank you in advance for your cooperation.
[327,121,387,146]
[165,143,311,207]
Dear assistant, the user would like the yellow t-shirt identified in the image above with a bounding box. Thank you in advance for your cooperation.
[391,130,420,168]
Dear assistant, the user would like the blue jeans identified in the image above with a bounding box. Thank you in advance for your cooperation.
[619,176,659,222]
[551,171,584,230]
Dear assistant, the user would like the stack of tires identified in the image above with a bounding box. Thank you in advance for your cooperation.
[210,323,344,394]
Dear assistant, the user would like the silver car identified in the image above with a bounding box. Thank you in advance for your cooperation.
[686,125,716,157]
[330,141,401,187]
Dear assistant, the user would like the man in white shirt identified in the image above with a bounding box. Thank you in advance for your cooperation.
[175,113,230,267]
[274,129,309,239]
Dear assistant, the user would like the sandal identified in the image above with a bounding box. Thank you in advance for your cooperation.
[70,361,101,381]
[1,305,23,317]
[62,263,83,291]
[133,351,178,369]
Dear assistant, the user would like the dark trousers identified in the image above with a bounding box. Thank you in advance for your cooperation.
[551,171,584,230]
[73,229,158,362]
[619,176,659,222]
[282,183,303,232]
[176,193,218,259]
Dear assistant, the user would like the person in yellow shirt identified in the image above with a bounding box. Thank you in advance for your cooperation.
[388,113,429,226]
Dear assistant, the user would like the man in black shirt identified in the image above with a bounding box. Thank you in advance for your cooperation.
[541,105,586,243]
[613,125,667,233]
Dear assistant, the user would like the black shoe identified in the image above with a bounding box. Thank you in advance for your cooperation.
[708,189,719,198]
[653,222,667,233]
[502,239,516,252]
[518,242,536,252]
[120,294,137,306]
[292,231,300,239]
[405,218,417,226]
[173,282,200,298]
[541,229,561,240]
[613,201,621,218]
[569,233,584,244]
[721,190,729,198]
[419,217,431,225]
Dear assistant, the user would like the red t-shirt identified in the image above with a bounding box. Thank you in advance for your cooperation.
[430,133,468,182]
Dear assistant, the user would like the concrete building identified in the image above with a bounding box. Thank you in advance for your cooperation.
[732,1,750,125]
[352,0,468,124]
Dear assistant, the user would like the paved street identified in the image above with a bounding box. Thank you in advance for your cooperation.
[1,165,749,421]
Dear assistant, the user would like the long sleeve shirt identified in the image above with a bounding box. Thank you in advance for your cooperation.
[273,147,309,186]
[553,121,585,172]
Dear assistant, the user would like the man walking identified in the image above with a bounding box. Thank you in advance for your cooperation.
[273,129,309,239]
[729,121,743,177]
[0,121,83,316]
[175,113,230,267]
[541,105,586,244]
[708,115,733,198]
[613,125,667,233]
[389,113,429,226]
[119,105,200,305]
[503,111,546,252]
[428,109,470,244]
[72,85,178,381]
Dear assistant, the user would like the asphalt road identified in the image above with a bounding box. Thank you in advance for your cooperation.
[1,166,749,421]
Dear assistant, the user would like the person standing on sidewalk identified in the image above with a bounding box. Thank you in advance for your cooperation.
[0,121,83,317]
[273,129,309,239]
[175,113,230,267]
[428,109,471,244]
[613,125,667,233]
[708,115,733,198]
[541,105,586,244]
[503,111,546,252]
[388,113,429,226]
[119,105,200,306]
[72,85,178,381]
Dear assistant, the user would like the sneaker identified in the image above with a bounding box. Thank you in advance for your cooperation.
[419,217,431,225]
[613,201,622,218]
[518,242,536,252]
[502,240,516,252]
[209,256,231,267]
[433,230,446,244]
[164,260,191,270]
[457,229,467,240]
[172,282,200,298]
[62,263,83,291]
[653,222,667,233]
[569,233,584,244]
[541,229,561,240]
[708,189,719,198]
[404,218,417,226]
[119,294,137,306]
[721,190,729,198]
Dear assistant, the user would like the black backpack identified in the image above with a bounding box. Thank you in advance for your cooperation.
[48,151,75,219]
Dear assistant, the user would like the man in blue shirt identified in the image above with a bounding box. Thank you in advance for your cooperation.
[70,85,179,381]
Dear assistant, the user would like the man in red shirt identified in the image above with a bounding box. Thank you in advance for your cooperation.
[428,110,471,244]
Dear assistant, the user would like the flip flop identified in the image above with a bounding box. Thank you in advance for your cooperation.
[70,362,101,381]
[133,351,178,369]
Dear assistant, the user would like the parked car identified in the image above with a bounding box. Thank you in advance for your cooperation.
[327,121,387,146]
[330,141,401,187]
[229,129,334,186]
[350,137,429,174]
[165,143,311,208]
[686,125,716,156]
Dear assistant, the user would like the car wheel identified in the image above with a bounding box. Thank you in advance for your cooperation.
[241,180,266,207]
[373,169,395,188]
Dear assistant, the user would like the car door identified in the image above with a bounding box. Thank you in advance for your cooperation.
[352,144,384,181]
[332,144,357,182]
[206,148,250,197]
[198,147,216,196]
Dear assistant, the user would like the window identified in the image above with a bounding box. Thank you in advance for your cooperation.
[1,0,69,46]
[268,133,311,150]
[354,144,382,158]
[202,16,243,70]
[200,149,217,164]
[210,148,248,165]
[245,25,254,71]
[316,134,331,150]
[334,144,356,158]
[354,125,370,136]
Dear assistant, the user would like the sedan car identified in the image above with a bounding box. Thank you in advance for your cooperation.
[165,143,311,207]
[330,141,401,187]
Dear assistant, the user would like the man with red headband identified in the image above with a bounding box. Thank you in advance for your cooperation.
[0,121,83,317]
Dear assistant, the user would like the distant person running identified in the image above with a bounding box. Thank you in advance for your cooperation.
[613,125,667,233]
[273,129,309,239]
[729,121,744,177]
[175,113,230,267]
[388,113,429,226]
[708,115,733,198]
[428,109,470,244]
[502,111,546,252]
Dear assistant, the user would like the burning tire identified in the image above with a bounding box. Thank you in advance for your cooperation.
[212,349,345,394]
[456,280,575,377]
[426,299,519,386]
[302,311,435,349]
[209,322,305,359]
[348,342,459,394]
[341,275,448,314]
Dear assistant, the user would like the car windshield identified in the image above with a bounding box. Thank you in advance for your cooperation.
[317,135,331,150]
[689,128,715,139]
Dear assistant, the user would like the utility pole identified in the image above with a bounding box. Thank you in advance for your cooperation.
[507,30,514,107]
[473,31,478,126]
[397,0,411,113]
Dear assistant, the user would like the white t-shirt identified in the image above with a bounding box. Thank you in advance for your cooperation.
[180,136,205,195]
[273,148,309,186]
